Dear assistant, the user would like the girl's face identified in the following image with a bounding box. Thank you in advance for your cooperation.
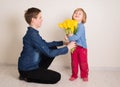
[73,10,83,22]
[32,12,43,29]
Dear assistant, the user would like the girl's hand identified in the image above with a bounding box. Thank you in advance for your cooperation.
[68,33,73,37]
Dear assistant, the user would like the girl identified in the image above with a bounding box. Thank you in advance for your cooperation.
[67,8,89,81]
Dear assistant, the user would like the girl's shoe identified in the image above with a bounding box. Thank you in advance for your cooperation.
[82,77,88,82]
[69,77,77,81]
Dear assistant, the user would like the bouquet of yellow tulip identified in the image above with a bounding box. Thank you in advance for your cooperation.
[58,19,78,53]
[58,19,78,35]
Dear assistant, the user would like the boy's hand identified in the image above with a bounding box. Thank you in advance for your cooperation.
[63,41,69,45]
[67,41,76,50]
[64,35,69,41]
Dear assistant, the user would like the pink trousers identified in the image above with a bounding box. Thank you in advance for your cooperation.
[71,46,89,78]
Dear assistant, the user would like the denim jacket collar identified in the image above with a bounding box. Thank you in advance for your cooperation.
[28,27,39,33]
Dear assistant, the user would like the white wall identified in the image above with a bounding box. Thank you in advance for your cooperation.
[0,0,120,68]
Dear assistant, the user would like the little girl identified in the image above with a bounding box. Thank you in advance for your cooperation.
[67,8,89,81]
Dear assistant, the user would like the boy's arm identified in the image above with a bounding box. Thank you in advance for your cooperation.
[47,41,64,47]
[31,32,68,57]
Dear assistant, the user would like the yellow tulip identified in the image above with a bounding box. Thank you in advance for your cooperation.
[58,19,78,53]
[58,19,78,34]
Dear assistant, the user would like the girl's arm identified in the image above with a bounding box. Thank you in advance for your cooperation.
[68,24,85,41]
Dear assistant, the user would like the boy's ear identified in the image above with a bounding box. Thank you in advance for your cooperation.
[31,17,36,23]
[31,18,35,22]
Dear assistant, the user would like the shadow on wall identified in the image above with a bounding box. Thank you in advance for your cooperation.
[4,16,22,65]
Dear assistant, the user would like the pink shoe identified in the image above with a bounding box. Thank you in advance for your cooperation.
[82,78,88,82]
[69,77,77,81]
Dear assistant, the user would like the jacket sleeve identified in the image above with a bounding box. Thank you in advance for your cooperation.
[31,32,68,57]
[47,41,63,47]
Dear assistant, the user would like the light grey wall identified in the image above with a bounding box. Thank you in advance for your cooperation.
[0,0,120,68]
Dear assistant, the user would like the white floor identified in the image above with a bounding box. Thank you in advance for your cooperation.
[0,64,120,87]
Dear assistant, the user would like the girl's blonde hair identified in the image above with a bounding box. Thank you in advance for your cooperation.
[72,8,87,24]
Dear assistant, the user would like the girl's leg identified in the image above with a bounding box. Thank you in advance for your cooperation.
[19,68,61,84]
[69,47,79,80]
[78,47,89,80]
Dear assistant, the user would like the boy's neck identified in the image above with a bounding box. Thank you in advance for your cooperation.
[30,25,39,30]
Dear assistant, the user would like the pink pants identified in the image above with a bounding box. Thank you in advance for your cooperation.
[71,46,89,78]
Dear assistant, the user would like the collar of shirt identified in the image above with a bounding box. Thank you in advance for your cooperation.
[28,27,39,33]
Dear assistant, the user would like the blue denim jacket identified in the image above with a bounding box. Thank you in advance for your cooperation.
[18,27,68,71]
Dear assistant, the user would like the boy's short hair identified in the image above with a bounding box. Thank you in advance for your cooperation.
[24,7,41,24]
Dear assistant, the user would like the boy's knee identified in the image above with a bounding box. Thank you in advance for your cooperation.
[51,73,61,84]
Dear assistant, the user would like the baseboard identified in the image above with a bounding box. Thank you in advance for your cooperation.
[90,67,120,71]
[0,63,120,71]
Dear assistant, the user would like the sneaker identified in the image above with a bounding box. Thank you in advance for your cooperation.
[69,77,77,81]
[82,78,88,82]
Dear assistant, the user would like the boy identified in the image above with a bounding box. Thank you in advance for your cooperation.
[18,7,76,84]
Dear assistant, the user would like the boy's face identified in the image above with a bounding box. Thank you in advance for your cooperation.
[73,10,83,22]
[32,12,43,29]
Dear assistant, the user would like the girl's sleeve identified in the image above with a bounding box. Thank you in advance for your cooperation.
[68,24,84,41]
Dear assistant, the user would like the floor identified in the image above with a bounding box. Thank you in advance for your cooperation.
[0,64,120,87]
